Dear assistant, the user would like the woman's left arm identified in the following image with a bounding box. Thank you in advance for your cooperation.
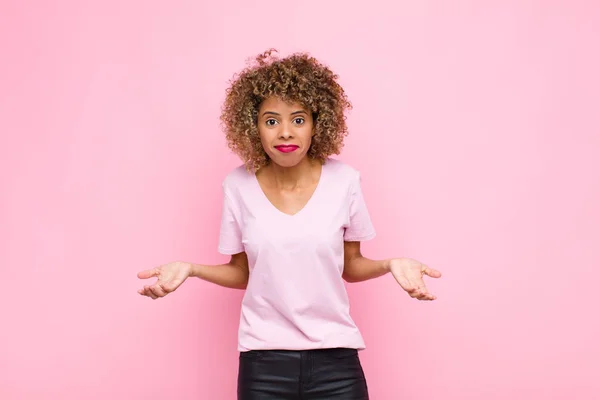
[342,241,389,282]
[343,241,442,301]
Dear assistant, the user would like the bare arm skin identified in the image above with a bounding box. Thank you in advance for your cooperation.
[190,252,249,290]
[342,241,390,283]
[137,252,249,299]
[342,241,442,301]
[138,243,441,301]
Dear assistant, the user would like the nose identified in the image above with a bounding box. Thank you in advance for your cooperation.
[279,122,293,139]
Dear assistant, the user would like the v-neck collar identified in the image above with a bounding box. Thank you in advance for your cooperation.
[252,161,327,218]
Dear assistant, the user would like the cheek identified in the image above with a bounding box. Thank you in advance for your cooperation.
[302,128,314,145]
[257,128,273,147]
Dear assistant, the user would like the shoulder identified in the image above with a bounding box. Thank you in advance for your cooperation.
[323,158,362,186]
[222,164,255,195]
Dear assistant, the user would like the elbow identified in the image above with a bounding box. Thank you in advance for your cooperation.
[342,268,358,283]
[342,255,360,283]
[236,272,249,290]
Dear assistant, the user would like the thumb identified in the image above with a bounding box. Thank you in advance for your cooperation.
[137,267,159,280]
[422,265,442,278]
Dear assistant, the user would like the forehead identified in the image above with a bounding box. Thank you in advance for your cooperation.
[259,96,308,113]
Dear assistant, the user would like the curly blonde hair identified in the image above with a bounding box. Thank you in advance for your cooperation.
[220,49,352,171]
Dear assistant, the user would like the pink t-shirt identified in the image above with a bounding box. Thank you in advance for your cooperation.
[218,158,376,351]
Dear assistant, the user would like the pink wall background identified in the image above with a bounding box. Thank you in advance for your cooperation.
[1,1,599,399]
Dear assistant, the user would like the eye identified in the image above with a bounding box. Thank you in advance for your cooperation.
[293,117,305,125]
[265,118,278,126]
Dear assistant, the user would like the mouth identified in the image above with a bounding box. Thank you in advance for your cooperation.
[274,145,299,153]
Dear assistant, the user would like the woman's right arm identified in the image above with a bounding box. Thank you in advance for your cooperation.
[190,252,249,290]
[137,252,249,299]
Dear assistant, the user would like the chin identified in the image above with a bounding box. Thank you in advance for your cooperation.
[270,153,306,168]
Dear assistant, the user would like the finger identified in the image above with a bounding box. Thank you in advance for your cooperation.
[415,287,436,301]
[149,283,167,298]
[144,285,158,299]
[416,290,434,300]
[421,265,442,279]
[409,280,430,299]
[137,268,160,280]
[408,277,426,292]
[408,285,423,298]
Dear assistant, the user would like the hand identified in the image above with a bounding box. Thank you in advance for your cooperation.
[137,261,192,299]
[388,258,441,301]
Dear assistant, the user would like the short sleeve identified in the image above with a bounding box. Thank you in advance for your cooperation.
[343,172,376,242]
[217,184,244,255]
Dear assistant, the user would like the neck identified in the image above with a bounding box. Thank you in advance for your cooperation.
[262,157,320,190]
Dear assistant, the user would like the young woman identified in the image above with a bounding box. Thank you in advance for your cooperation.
[137,49,442,399]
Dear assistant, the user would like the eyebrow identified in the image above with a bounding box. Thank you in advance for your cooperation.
[261,110,308,117]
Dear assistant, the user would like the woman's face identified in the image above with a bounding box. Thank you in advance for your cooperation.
[257,96,314,168]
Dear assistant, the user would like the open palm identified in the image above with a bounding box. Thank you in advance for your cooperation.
[137,261,191,299]
[389,258,441,301]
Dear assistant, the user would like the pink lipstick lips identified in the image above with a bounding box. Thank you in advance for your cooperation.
[274,145,299,153]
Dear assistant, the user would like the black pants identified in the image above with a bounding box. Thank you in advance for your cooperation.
[237,347,369,399]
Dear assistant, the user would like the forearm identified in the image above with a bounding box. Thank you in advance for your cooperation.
[189,262,248,289]
[342,256,391,283]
